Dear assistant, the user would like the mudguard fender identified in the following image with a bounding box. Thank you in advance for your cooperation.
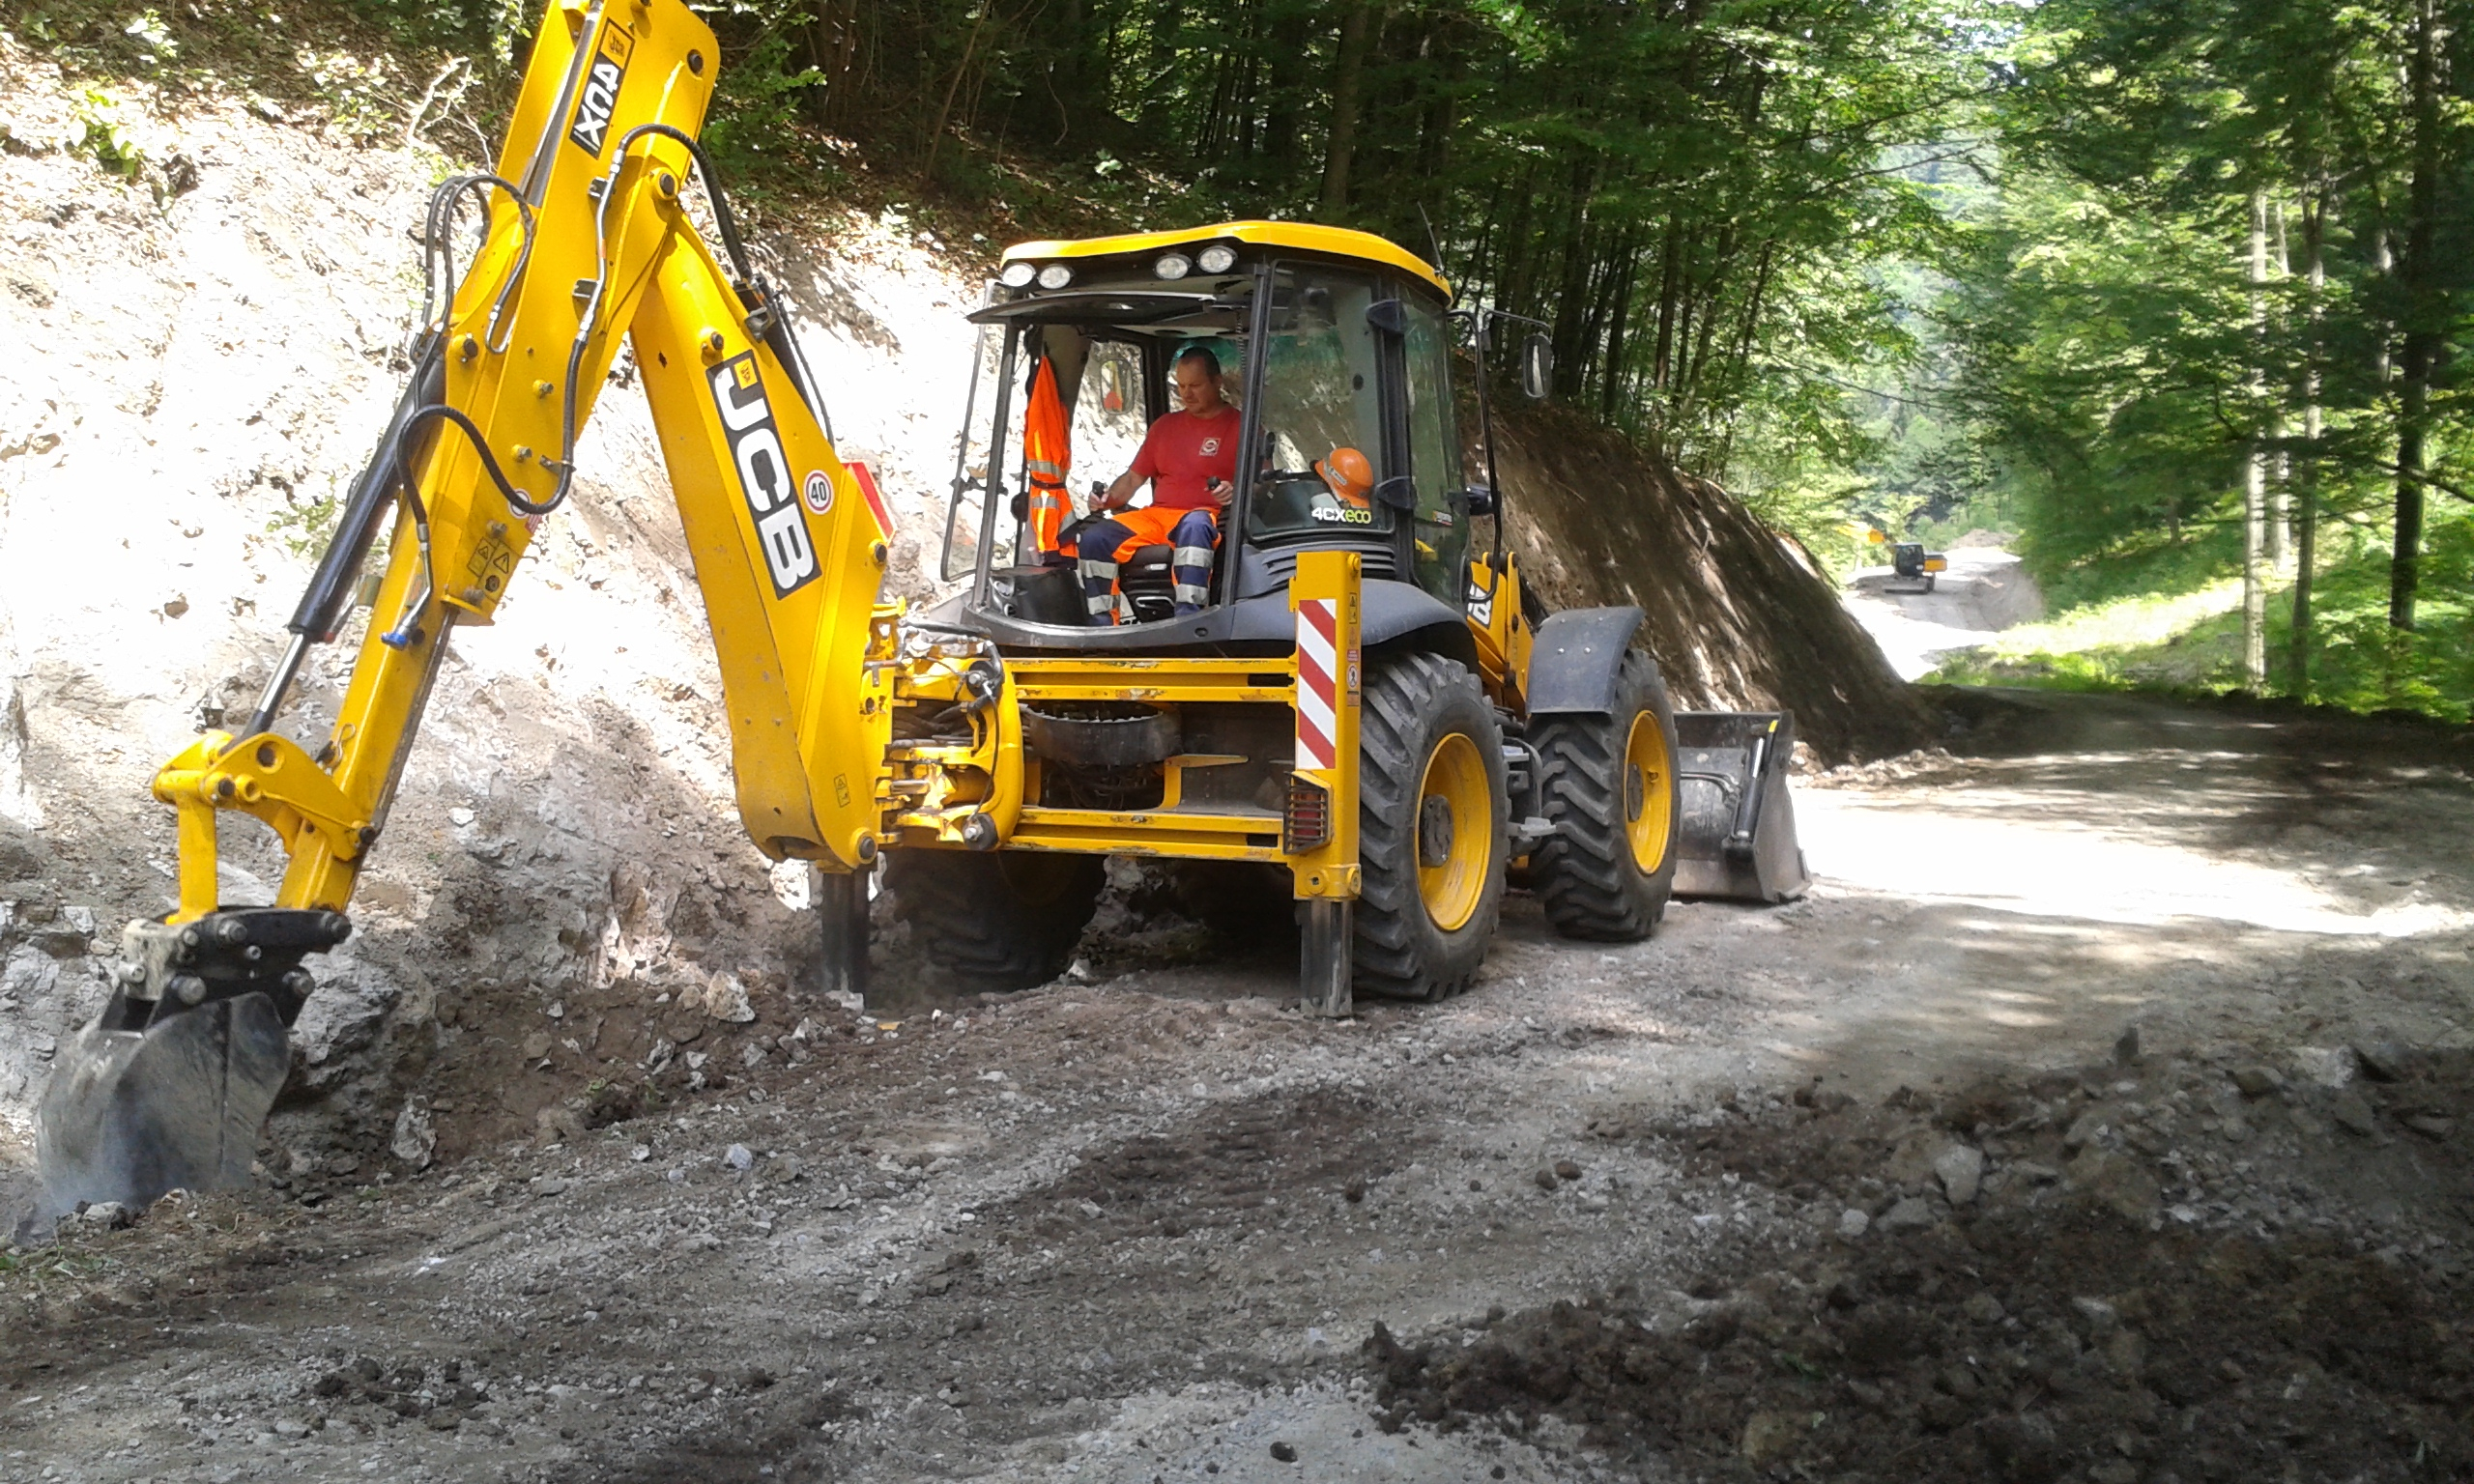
[1525,607,1647,715]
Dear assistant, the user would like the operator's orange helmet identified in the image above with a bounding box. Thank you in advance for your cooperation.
[1314,446,1374,507]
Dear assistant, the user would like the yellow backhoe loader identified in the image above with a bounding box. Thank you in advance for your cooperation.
[34,0,1803,1219]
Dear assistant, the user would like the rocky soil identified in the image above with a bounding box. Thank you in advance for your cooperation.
[1,691,2466,1484]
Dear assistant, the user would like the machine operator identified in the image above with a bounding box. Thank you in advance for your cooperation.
[1076,346,1236,624]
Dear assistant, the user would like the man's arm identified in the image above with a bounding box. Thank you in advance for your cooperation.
[1102,422,1162,511]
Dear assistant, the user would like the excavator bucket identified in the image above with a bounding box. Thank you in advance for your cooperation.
[34,993,291,1220]
[1672,710,1810,903]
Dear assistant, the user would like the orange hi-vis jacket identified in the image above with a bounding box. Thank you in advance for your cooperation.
[1022,357,1072,559]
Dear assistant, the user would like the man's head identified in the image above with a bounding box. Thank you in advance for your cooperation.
[1172,347,1224,415]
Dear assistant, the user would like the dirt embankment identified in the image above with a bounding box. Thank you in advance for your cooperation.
[0,53,976,1207]
[1489,406,1932,763]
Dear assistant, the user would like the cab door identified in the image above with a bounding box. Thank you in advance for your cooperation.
[1399,293,1468,604]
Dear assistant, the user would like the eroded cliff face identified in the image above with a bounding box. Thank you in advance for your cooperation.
[1488,405,1931,764]
[0,53,984,1194]
[0,45,1915,1204]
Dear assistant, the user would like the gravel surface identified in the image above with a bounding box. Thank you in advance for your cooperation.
[2,692,2468,1483]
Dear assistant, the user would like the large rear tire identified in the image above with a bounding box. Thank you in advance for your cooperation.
[882,849,1106,992]
[1356,652,1509,1000]
[1530,650,1681,941]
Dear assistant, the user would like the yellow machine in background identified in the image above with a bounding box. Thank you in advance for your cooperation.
[36,0,1800,1217]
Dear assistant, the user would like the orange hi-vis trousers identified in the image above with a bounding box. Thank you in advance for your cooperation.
[1074,505,1218,624]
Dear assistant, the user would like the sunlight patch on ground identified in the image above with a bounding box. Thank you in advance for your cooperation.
[1797,788,2471,938]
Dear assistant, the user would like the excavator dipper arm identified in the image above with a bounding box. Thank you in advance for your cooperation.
[37,0,892,1217]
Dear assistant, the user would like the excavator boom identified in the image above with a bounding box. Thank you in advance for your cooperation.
[38,0,891,1217]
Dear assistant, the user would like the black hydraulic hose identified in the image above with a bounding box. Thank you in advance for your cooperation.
[390,404,560,517]
[609,124,756,281]
[602,123,829,429]
[286,339,446,642]
[277,122,789,719]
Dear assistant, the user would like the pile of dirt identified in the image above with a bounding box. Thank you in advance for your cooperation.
[1366,1044,2474,1482]
[1490,406,1932,763]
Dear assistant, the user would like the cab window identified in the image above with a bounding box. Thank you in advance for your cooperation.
[1403,299,1465,603]
[1247,266,1394,543]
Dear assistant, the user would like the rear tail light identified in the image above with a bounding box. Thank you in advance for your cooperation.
[1283,774,1332,854]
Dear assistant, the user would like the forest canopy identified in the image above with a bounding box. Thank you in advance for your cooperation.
[21,0,2468,715]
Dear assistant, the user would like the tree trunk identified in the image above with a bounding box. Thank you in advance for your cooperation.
[2268,194,2290,568]
[922,2,993,177]
[2241,187,2267,695]
[1318,2,1373,217]
[2287,186,2326,696]
[2390,0,2440,630]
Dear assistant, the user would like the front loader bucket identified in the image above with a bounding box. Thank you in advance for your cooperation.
[35,993,290,1220]
[1673,711,1810,903]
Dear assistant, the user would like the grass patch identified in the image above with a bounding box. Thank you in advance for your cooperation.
[2025,520,2247,614]
[1927,512,2474,725]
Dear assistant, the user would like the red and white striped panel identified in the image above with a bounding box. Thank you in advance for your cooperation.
[1295,597,1339,770]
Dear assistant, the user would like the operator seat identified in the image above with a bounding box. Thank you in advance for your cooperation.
[1116,544,1181,623]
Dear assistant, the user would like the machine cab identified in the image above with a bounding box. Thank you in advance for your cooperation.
[935,222,1472,634]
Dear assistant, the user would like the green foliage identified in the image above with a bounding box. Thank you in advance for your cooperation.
[695,1,824,179]
[1935,0,2473,658]
[266,492,345,556]
[1927,510,2474,723]
[70,87,145,178]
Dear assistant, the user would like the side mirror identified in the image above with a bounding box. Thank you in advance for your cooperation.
[1458,485,1497,518]
[1365,299,1408,336]
[1519,332,1553,401]
[1371,474,1418,511]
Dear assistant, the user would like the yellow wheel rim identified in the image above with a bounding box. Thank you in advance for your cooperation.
[1624,711,1673,873]
[1416,732,1492,932]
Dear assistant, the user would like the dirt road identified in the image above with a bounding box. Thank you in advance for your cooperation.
[1843,549,2046,680]
[5,693,2470,1484]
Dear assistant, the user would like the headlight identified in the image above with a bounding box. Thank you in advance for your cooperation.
[1152,252,1192,280]
[1036,263,1075,290]
[997,261,1036,288]
[1196,244,1237,273]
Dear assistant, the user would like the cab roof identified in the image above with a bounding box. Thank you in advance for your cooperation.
[999,220,1452,302]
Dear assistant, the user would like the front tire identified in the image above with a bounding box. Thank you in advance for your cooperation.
[1530,650,1681,940]
[1356,653,1509,1000]
[882,849,1105,992]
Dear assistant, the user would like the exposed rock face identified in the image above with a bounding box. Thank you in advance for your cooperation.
[0,61,945,1175]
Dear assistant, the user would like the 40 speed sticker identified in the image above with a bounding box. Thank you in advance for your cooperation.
[803,470,834,515]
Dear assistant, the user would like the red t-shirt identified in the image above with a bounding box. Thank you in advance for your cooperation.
[1130,408,1239,509]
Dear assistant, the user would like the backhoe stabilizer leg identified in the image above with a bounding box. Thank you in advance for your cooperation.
[1302,899,1353,1018]
[817,867,870,1007]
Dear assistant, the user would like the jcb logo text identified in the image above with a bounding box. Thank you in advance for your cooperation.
[709,353,820,597]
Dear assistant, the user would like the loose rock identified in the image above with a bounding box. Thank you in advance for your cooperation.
[2330,1091,2377,1136]
[1877,1196,1937,1232]
[1934,1144,1985,1205]
[2066,1149,2161,1224]
[2354,1042,2408,1083]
